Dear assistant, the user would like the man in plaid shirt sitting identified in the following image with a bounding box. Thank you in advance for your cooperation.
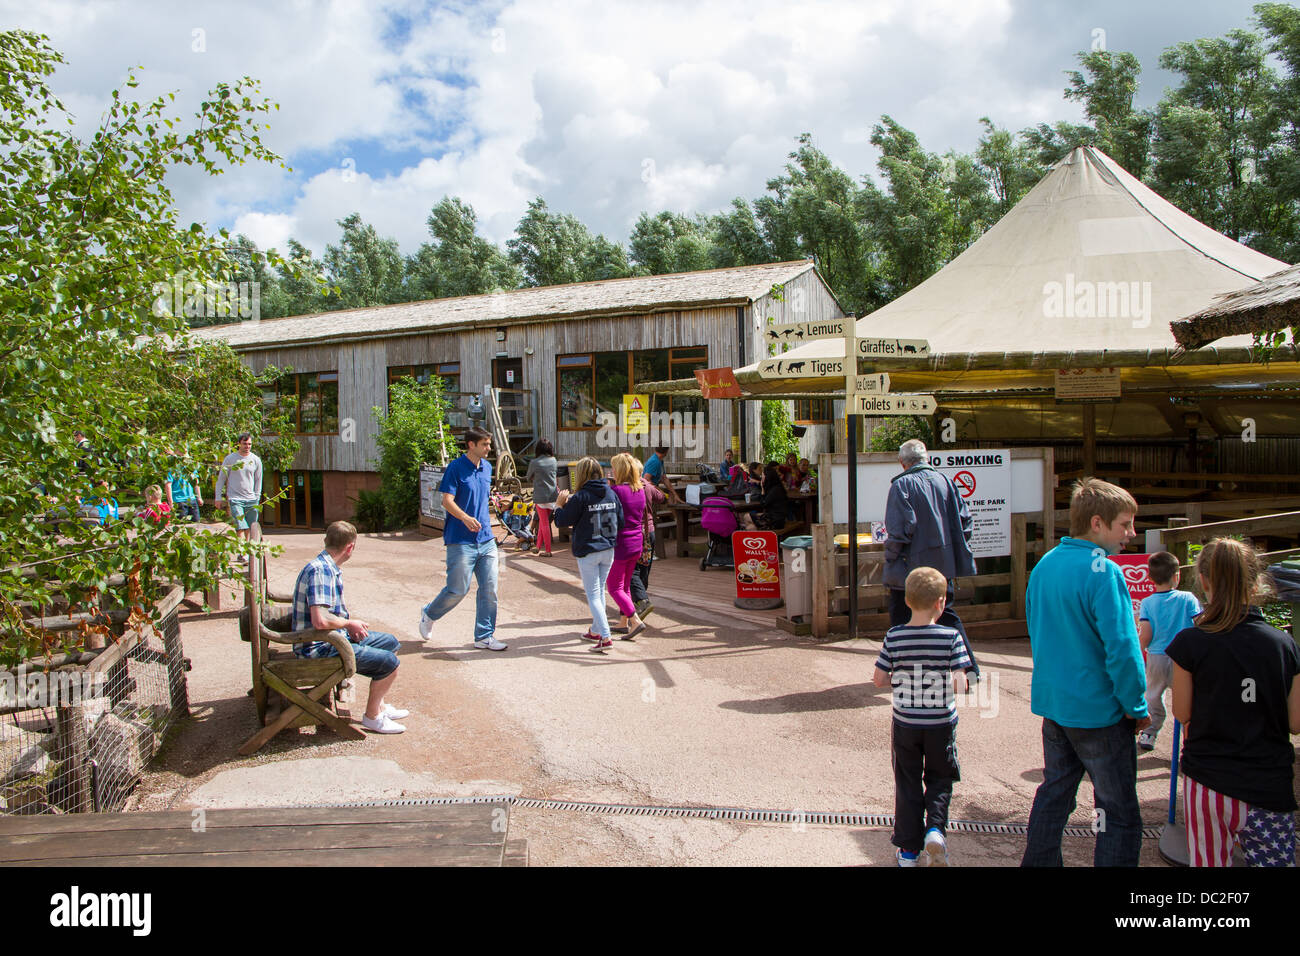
[293,521,408,734]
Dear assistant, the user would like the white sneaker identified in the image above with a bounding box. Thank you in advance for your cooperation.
[924,828,948,867]
[896,848,926,867]
[474,637,508,651]
[381,703,410,720]
[418,613,434,640]
[362,713,405,734]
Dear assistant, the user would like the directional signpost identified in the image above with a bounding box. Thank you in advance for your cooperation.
[761,318,938,640]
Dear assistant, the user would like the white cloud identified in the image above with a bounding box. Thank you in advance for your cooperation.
[4,0,1185,258]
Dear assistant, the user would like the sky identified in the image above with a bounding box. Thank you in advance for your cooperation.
[1,0,1269,259]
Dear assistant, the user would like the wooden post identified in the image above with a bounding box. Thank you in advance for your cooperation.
[1166,516,1190,586]
[1082,405,1097,477]
[812,522,833,639]
[1011,513,1028,620]
[54,700,93,813]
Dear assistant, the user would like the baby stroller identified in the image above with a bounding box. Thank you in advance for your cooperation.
[699,496,738,570]
[496,494,536,550]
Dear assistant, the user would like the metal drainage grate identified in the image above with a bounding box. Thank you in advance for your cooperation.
[310,794,1162,839]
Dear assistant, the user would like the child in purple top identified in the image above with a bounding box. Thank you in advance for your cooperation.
[607,453,652,641]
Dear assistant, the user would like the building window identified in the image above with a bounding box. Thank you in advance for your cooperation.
[794,399,834,425]
[264,371,339,435]
[557,347,709,431]
[387,363,460,409]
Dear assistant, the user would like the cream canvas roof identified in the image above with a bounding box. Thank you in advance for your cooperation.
[747,146,1286,368]
[640,147,1300,403]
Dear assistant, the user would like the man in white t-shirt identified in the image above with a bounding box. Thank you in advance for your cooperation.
[215,432,264,543]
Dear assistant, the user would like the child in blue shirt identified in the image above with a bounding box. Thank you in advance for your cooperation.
[1136,551,1202,751]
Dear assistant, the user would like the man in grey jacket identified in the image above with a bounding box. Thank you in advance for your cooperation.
[884,439,980,678]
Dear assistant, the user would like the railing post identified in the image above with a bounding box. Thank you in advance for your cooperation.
[812,522,832,639]
[1166,516,1190,587]
[1011,513,1028,620]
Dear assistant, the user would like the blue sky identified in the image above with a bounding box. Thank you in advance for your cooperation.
[1,0,1269,258]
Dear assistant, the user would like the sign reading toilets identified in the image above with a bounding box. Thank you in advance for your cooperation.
[926,449,1012,558]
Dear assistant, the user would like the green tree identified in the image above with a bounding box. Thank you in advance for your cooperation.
[405,197,520,300]
[1063,50,1154,177]
[628,211,713,275]
[0,31,295,663]
[372,376,460,529]
[508,197,597,287]
[975,118,1044,216]
[1152,29,1282,246]
[323,212,407,308]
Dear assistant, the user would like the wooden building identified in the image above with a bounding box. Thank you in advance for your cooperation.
[190,260,845,526]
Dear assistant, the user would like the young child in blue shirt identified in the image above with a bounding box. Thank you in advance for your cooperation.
[873,566,971,867]
[1136,551,1202,751]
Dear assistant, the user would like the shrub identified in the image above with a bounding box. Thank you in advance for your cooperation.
[351,487,387,533]
[372,377,459,529]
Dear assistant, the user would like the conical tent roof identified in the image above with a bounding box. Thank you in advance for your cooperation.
[742,146,1287,368]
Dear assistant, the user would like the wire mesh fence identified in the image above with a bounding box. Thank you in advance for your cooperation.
[1,586,188,814]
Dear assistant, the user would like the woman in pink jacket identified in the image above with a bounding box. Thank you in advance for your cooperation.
[607,453,660,640]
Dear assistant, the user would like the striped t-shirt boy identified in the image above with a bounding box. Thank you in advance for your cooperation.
[875,624,972,726]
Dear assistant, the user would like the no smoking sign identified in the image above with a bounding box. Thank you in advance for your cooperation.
[953,470,976,498]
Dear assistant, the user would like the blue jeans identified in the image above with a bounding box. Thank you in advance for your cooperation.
[174,499,201,523]
[1022,717,1143,867]
[576,549,614,639]
[422,540,499,642]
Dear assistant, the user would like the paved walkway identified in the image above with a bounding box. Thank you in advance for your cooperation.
[135,529,1188,866]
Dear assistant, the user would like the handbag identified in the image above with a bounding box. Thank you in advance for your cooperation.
[637,486,655,567]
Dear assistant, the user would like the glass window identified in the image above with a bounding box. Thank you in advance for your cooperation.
[298,372,320,433]
[558,356,594,429]
[668,347,709,425]
[794,399,834,424]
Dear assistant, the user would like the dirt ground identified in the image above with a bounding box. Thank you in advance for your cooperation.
[135,527,1192,866]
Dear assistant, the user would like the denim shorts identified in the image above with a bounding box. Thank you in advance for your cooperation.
[341,632,400,679]
[229,497,260,530]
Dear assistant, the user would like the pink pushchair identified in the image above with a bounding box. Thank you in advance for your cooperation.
[699,496,738,570]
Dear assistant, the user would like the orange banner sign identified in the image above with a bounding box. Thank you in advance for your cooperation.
[694,366,743,399]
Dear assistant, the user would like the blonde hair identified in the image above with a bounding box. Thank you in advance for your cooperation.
[905,567,948,610]
[1068,478,1138,537]
[571,456,605,489]
[611,453,644,491]
[144,484,162,503]
[1195,537,1270,633]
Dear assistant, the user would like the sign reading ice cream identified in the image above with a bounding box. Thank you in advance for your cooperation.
[732,531,780,600]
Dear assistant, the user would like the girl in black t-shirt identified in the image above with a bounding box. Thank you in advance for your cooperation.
[1167,538,1300,867]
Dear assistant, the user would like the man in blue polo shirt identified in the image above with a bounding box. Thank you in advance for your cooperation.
[418,427,505,650]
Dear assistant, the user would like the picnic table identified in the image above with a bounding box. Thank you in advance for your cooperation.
[664,498,766,557]
[0,803,524,867]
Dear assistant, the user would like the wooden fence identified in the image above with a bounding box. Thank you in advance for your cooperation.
[809,448,1055,639]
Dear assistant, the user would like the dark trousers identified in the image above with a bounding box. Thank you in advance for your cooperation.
[891,719,961,853]
[1022,717,1142,867]
[630,536,652,604]
[888,584,980,678]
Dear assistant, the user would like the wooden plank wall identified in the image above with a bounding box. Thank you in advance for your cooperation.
[237,306,765,473]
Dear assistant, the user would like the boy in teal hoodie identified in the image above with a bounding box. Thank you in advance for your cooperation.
[1021,478,1150,867]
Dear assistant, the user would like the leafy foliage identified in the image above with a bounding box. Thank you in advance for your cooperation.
[372,376,460,529]
[0,31,297,664]
[868,416,935,454]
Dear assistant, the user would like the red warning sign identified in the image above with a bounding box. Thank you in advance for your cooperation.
[953,470,976,498]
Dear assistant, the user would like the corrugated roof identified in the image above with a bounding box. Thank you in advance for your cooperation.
[1172,261,1300,348]
[189,260,817,350]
